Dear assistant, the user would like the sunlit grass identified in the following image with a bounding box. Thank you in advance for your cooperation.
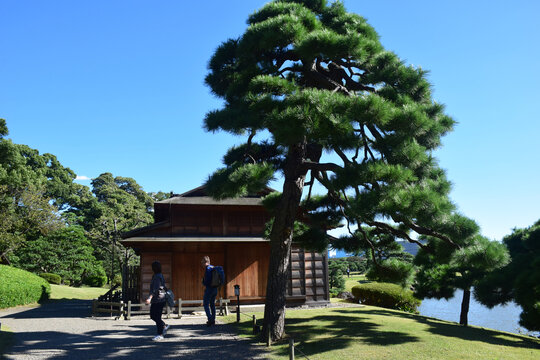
[223,305,540,360]
[343,273,367,292]
[50,284,109,300]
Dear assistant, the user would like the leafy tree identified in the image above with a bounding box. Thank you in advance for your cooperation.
[148,191,174,202]
[204,0,462,340]
[329,256,367,273]
[0,129,66,262]
[414,216,509,326]
[13,226,104,286]
[0,118,7,138]
[475,220,540,331]
[76,173,154,282]
[328,260,346,295]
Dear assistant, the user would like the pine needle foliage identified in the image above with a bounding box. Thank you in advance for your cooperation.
[203,0,468,340]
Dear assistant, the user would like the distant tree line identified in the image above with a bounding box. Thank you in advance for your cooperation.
[0,119,171,286]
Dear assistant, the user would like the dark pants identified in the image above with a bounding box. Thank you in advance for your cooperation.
[203,287,218,322]
[150,301,166,335]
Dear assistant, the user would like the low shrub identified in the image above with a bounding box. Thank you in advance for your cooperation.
[111,274,122,287]
[83,274,107,287]
[0,265,50,309]
[82,262,107,287]
[329,288,340,298]
[39,273,61,285]
[365,258,415,287]
[351,282,421,313]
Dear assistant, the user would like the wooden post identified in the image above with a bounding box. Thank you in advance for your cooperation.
[125,301,131,320]
[252,315,258,335]
[266,329,272,347]
[166,303,171,319]
[178,299,182,319]
[219,297,223,316]
[92,300,96,317]
[113,301,123,320]
[289,338,295,360]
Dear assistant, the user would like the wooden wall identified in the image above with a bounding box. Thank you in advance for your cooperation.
[140,252,172,302]
[155,204,269,237]
[287,246,328,303]
[139,242,328,304]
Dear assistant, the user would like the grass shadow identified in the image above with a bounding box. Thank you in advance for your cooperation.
[343,308,540,350]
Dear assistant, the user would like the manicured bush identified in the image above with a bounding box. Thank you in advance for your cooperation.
[0,265,50,309]
[365,258,415,287]
[111,274,122,287]
[83,270,107,287]
[352,282,421,313]
[39,273,61,285]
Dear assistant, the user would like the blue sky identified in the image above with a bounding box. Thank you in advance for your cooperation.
[1,0,539,241]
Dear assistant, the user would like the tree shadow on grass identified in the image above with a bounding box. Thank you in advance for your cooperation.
[351,308,540,350]
[269,312,420,358]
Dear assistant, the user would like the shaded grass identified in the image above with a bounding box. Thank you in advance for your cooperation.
[50,284,108,300]
[223,306,540,360]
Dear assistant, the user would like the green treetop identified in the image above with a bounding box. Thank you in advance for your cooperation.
[204,0,462,340]
[475,219,540,331]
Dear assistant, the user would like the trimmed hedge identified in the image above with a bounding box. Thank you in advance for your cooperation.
[39,273,61,285]
[0,265,51,309]
[352,282,421,314]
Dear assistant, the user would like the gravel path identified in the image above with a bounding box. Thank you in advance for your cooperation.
[0,300,268,359]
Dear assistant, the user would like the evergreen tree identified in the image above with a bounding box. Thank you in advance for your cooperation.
[13,226,105,286]
[328,260,346,295]
[475,220,540,331]
[80,173,154,283]
[414,215,509,326]
[204,0,461,340]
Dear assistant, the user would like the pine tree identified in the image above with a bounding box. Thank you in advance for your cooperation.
[475,220,540,331]
[204,0,461,340]
[414,215,509,326]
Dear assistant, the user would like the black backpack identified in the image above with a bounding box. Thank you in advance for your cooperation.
[210,266,225,288]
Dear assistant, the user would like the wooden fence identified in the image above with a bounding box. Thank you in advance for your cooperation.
[92,298,230,320]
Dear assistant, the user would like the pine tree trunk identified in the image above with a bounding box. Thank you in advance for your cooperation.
[261,143,307,342]
[460,287,471,326]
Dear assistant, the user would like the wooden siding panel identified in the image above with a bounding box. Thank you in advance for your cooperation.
[140,253,172,302]
[172,252,224,301]
[226,243,270,299]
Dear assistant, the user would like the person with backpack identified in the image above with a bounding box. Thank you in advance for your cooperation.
[145,260,170,341]
[201,255,223,326]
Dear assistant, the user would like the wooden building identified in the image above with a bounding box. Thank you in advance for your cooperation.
[121,186,329,305]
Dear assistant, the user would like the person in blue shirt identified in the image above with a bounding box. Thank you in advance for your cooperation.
[201,255,217,326]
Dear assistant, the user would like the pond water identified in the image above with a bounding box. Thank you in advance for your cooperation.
[418,289,539,338]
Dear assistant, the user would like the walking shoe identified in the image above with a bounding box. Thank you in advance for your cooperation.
[206,319,215,327]
[163,324,170,335]
[152,335,164,341]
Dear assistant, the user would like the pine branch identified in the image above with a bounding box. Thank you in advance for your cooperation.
[301,160,342,173]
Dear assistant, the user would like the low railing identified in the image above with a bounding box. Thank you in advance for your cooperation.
[91,297,230,320]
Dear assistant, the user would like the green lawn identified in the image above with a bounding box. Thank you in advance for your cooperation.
[223,306,540,360]
[50,284,109,300]
[344,273,367,292]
